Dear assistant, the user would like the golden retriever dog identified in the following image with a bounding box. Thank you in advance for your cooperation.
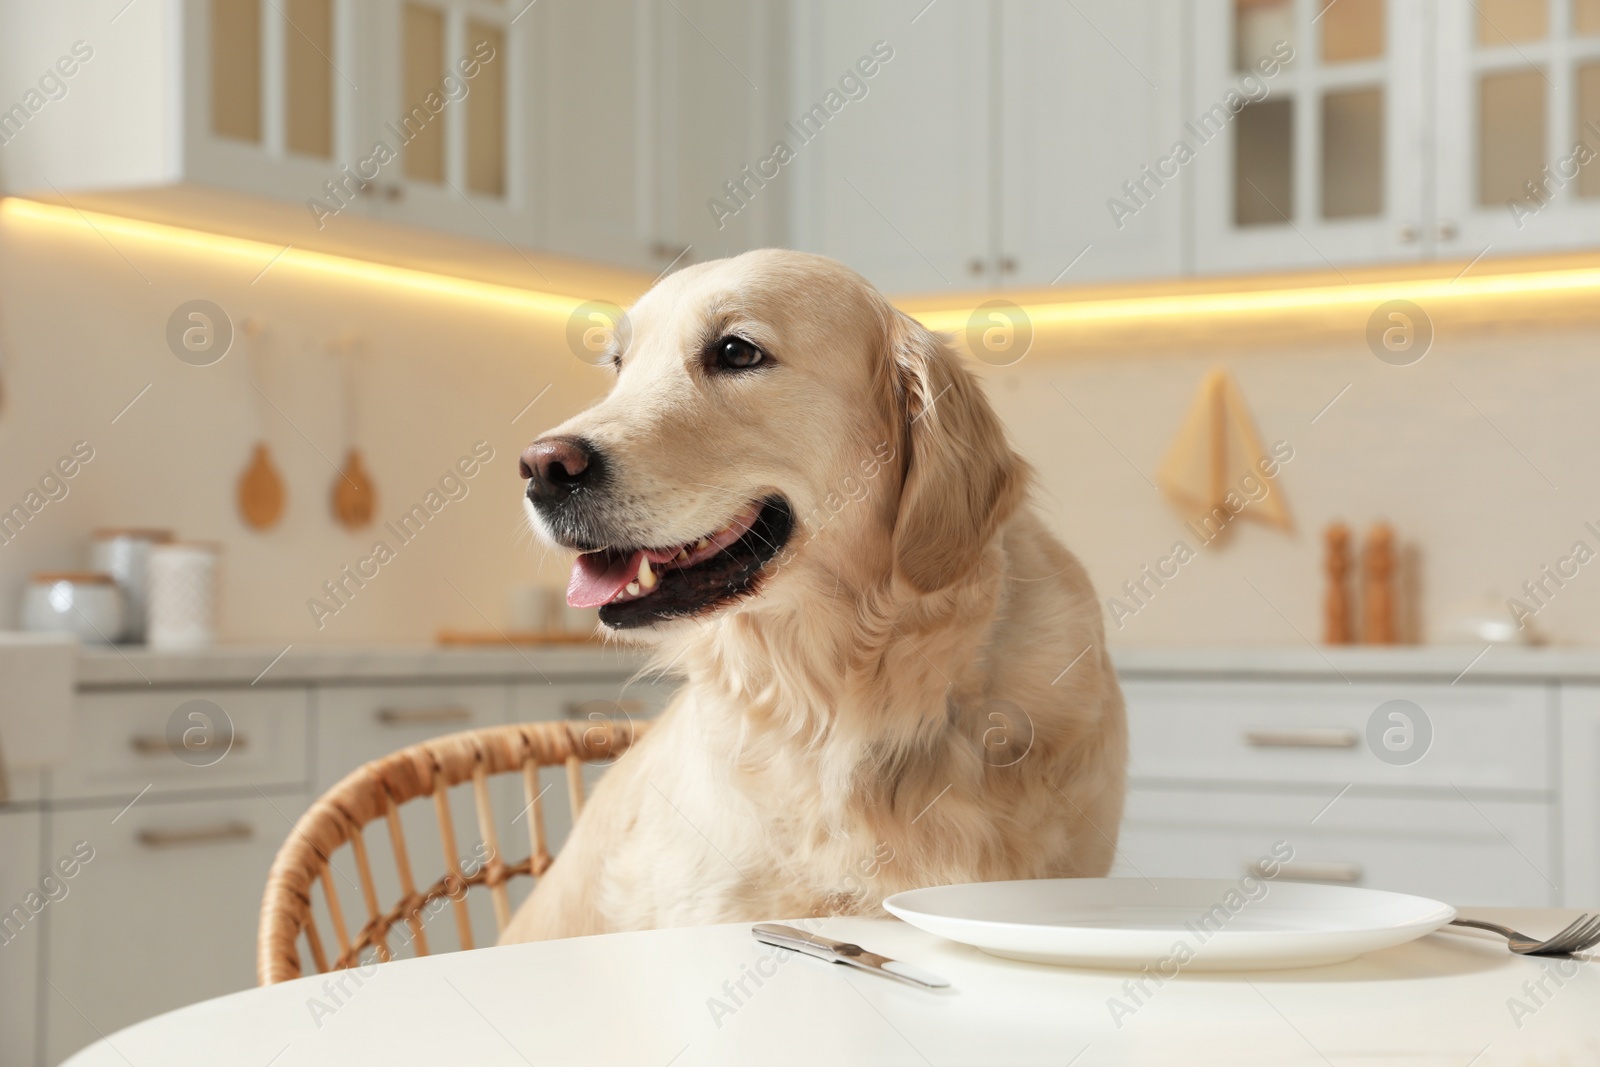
[502,249,1125,942]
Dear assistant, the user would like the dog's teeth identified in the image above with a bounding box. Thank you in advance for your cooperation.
[638,557,657,591]
[675,548,689,561]
[625,581,640,596]
[696,537,710,550]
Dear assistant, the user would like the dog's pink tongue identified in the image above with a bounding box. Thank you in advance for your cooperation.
[567,550,642,608]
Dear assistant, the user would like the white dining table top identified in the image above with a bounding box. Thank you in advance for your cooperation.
[63,908,1598,1067]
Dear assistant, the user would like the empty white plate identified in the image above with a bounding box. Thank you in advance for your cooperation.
[883,878,1456,971]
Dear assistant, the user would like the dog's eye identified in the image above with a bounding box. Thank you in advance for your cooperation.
[712,336,765,371]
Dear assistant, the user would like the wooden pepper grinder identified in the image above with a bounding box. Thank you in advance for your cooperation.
[1363,522,1397,644]
[1323,523,1353,644]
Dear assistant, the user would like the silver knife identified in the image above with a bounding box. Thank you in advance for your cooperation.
[751,923,950,989]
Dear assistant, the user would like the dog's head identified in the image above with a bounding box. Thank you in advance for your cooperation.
[521,249,1024,633]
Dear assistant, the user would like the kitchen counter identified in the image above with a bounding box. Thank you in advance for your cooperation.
[75,641,1600,689]
[1111,644,1600,682]
[76,642,652,689]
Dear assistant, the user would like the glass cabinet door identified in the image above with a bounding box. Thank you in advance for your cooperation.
[357,0,530,244]
[1435,0,1600,257]
[1192,0,1427,273]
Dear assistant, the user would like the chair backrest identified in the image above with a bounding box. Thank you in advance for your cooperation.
[257,718,647,985]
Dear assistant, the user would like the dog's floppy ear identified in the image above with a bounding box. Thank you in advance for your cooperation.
[886,311,1026,595]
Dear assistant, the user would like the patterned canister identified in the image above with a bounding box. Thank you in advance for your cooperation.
[147,542,220,649]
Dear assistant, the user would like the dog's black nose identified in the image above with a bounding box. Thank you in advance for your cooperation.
[521,436,599,504]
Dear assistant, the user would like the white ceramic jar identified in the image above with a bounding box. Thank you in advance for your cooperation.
[147,542,220,649]
[89,528,173,644]
[21,572,126,644]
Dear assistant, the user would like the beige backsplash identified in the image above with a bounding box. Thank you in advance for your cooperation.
[2,214,1596,645]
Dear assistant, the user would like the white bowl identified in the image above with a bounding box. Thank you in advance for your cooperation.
[22,573,126,644]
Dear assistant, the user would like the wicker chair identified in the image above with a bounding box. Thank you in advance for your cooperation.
[257,718,647,985]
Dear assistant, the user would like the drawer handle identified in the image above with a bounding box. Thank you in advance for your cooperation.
[130,734,247,756]
[137,822,254,849]
[376,706,473,726]
[1250,861,1364,885]
[563,698,648,720]
[1243,728,1358,749]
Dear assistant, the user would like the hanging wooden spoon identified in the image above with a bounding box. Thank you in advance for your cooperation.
[239,443,286,529]
[237,319,287,530]
[332,448,376,528]
[329,333,376,529]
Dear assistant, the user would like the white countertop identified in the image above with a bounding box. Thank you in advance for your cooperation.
[60,911,1600,1067]
[1111,643,1600,681]
[70,641,1600,689]
[74,642,652,688]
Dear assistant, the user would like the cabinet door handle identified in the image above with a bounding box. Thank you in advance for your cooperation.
[130,734,247,756]
[967,257,987,276]
[1397,223,1419,243]
[376,706,474,726]
[1243,728,1358,749]
[1437,221,1458,241]
[999,256,1018,274]
[1250,861,1363,885]
[563,698,648,720]
[137,822,254,849]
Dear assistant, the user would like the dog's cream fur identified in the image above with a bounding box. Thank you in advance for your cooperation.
[502,249,1125,942]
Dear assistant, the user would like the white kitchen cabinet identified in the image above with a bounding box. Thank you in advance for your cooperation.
[531,0,661,271]
[1122,678,1556,792]
[512,679,675,854]
[1118,786,1559,906]
[1434,0,1600,256]
[1190,0,1429,272]
[999,0,1186,284]
[1117,674,1566,908]
[0,810,41,1067]
[1191,0,1600,272]
[313,681,513,789]
[789,0,993,294]
[351,0,533,245]
[50,687,308,804]
[42,792,307,1066]
[0,0,364,216]
[652,0,792,266]
[1562,684,1600,907]
[792,0,1188,293]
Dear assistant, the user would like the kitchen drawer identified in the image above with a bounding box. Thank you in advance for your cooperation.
[314,683,514,790]
[43,792,307,1065]
[315,683,519,956]
[513,679,674,854]
[1123,679,1554,792]
[514,679,677,725]
[49,688,308,803]
[1115,786,1559,907]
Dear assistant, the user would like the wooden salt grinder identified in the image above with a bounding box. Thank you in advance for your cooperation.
[1323,523,1352,645]
[1363,522,1397,644]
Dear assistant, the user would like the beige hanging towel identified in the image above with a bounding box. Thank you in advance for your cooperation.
[1157,368,1291,532]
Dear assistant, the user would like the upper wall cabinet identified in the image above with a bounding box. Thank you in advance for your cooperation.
[1434,0,1600,255]
[998,0,1185,287]
[788,0,1184,294]
[350,0,529,245]
[0,0,784,277]
[1190,0,1428,272]
[0,0,531,243]
[786,0,993,294]
[1192,0,1600,273]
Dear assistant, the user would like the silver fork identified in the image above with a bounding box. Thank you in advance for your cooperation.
[1448,914,1600,957]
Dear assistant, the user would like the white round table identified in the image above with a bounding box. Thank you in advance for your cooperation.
[63,909,1597,1066]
